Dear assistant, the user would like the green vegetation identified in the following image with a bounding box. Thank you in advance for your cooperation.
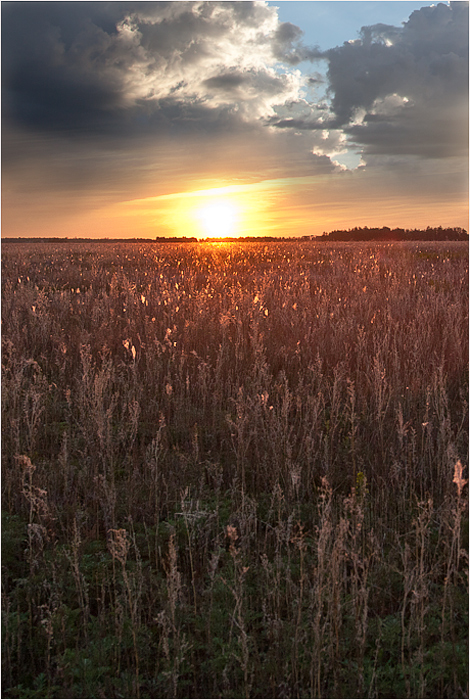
[2,238,468,698]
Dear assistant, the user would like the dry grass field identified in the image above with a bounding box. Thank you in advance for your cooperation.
[2,238,468,698]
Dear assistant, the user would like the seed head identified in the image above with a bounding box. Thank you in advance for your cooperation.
[453,459,467,498]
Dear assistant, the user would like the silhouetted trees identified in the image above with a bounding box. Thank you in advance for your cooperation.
[319,226,468,242]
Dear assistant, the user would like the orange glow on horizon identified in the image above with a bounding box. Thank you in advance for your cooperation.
[140,182,277,239]
[3,174,466,239]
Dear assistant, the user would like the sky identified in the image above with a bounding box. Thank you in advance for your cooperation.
[2,0,468,239]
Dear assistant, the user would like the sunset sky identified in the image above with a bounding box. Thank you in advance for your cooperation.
[2,1,468,239]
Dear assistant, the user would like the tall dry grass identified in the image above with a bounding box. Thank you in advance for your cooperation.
[2,238,468,698]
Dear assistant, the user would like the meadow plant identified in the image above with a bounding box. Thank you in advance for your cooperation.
[1,238,468,698]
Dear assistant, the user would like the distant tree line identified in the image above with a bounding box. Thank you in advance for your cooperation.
[318,226,468,242]
[5,227,468,243]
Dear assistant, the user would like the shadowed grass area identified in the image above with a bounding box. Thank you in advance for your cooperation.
[2,238,468,698]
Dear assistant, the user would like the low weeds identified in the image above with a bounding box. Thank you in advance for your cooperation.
[2,239,468,698]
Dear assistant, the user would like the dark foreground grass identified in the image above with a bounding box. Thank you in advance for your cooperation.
[2,239,468,698]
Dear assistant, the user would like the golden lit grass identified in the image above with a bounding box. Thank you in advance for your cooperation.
[1,238,468,698]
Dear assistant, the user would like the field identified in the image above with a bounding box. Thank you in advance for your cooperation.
[1,238,468,699]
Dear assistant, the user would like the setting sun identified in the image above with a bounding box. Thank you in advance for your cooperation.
[196,200,239,238]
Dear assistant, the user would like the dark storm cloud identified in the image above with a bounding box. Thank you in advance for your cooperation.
[321,1,469,159]
[203,73,249,91]
[1,1,308,139]
[268,117,319,130]
[2,2,143,135]
[271,20,323,65]
[266,2,467,164]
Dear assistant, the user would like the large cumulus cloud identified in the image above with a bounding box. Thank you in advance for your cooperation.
[2,1,311,137]
[263,1,468,173]
[322,1,468,161]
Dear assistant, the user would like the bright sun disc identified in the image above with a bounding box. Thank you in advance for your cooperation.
[197,201,238,238]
